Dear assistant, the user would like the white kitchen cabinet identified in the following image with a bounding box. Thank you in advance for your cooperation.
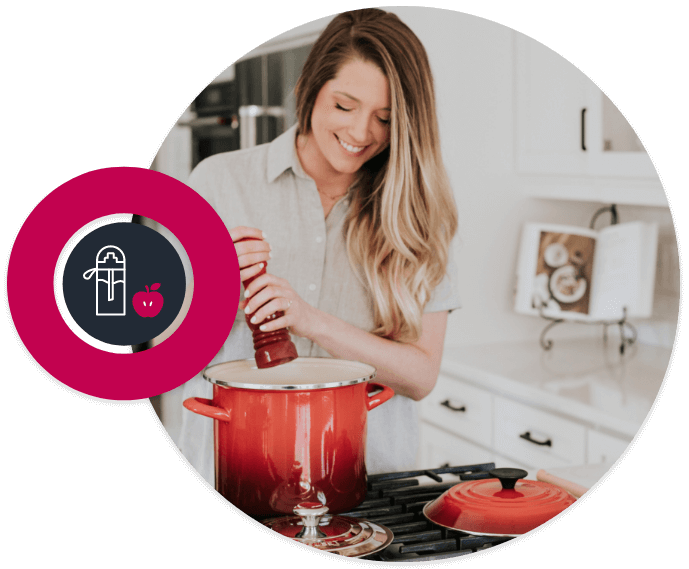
[418,340,666,474]
[419,373,615,472]
[420,374,492,447]
[515,33,588,177]
[587,429,630,464]
[514,33,665,207]
[493,396,586,469]
[419,423,492,469]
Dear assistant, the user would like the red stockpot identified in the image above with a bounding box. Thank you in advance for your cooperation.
[183,358,394,517]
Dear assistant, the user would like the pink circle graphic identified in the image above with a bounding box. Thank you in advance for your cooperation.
[8,167,239,400]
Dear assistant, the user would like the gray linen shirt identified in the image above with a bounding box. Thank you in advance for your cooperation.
[171,124,461,486]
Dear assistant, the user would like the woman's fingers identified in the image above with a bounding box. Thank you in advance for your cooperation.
[244,285,284,315]
[234,238,270,255]
[257,313,290,332]
[243,273,287,299]
[231,230,271,272]
[246,297,291,326]
[229,226,267,242]
[239,262,265,283]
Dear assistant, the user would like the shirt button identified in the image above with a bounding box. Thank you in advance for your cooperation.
[316,236,323,244]
[308,284,317,292]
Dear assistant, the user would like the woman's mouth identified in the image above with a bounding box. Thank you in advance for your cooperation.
[336,135,368,155]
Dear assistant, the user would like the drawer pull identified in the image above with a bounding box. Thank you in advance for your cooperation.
[519,431,552,447]
[441,400,466,413]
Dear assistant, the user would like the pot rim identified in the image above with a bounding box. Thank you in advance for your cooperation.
[202,357,377,391]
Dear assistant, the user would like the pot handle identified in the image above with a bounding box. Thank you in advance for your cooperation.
[183,397,231,422]
[366,382,394,411]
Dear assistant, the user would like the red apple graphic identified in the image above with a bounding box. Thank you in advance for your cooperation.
[133,283,164,317]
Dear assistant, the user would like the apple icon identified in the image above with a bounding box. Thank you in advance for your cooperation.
[133,283,164,317]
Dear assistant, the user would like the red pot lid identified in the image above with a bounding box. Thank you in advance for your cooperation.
[423,468,576,536]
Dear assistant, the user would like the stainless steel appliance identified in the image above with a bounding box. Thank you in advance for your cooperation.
[180,80,240,169]
[179,43,313,168]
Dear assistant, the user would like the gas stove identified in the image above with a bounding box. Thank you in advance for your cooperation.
[343,462,513,562]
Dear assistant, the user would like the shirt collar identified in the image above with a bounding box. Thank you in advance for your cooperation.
[267,123,310,183]
[266,125,357,201]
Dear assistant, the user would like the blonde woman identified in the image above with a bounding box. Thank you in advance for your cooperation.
[175,8,460,483]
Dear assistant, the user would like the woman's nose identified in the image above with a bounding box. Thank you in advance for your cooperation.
[348,113,371,144]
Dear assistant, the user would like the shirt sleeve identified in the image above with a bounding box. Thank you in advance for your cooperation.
[424,236,461,313]
[186,157,218,211]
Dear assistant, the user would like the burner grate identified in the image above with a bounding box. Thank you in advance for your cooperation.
[348,462,514,562]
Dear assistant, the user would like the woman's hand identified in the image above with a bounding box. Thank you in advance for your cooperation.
[242,272,319,339]
[230,226,271,282]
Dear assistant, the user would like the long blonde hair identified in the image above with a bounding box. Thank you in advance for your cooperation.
[295,9,458,343]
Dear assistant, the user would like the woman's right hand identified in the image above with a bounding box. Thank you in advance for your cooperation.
[230,226,271,283]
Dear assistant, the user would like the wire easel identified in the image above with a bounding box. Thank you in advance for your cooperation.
[537,204,637,355]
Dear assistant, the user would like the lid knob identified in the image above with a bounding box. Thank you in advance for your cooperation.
[489,468,528,490]
[293,502,329,540]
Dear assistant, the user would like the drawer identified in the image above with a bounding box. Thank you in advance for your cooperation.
[587,430,630,464]
[418,422,493,469]
[494,396,586,469]
[421,375,492,447]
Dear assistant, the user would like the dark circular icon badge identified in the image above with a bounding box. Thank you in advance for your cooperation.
[7,167,239,401]
[62,222,186,346]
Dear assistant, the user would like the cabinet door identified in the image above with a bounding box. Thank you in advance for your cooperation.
[515,33,662,195]
[494,396,586,469]
[587,430,630,464]
[420,375,492,447]
[418,422,493,470]
[584,84,658,179]
[515,33,588,176]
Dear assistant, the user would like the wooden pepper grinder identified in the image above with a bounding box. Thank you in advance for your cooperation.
[240,238,298,369]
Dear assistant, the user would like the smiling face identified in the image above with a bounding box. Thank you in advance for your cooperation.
[303,59,391,181]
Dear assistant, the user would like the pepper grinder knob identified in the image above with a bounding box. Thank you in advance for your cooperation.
[239,237,298,369]
[294,502,329,540]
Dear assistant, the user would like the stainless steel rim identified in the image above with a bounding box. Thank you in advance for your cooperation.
[336,520,394,558]
[202,358,377,391]
[264,515,394,558]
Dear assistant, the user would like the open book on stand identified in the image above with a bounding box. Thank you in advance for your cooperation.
[514,221,658,322]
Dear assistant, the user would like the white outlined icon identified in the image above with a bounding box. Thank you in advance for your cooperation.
[83,245,126,315]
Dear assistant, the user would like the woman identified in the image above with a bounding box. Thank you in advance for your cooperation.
[174,8,460,484]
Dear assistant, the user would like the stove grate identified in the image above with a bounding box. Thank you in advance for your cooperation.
[350,462,515,562]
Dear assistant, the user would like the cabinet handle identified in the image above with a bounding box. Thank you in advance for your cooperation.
[519,431,552,447]
[581,108,587,151]
[440,400,466,412]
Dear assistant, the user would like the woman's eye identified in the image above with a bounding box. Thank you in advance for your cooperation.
[335,103,351,112]
[378,117,390,125]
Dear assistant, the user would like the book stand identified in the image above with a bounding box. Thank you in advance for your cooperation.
[537,305,637,355]
[536,204,637,355]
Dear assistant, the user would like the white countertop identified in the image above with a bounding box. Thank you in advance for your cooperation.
[440,338,672,438]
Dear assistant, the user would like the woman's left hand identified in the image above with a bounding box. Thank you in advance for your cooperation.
[241,272,318,339]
